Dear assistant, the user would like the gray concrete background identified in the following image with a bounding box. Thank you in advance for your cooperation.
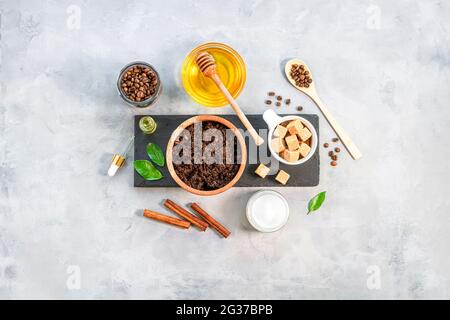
[0,0,449,299]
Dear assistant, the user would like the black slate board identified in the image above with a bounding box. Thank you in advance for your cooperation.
[134,114,319,187]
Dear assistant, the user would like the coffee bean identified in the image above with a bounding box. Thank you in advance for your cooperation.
[276,96,282,101]
[335,147,340,153]
[265,100,272,105]
[285,99,291,105]
[268,91,275,96]
[275,102,281,107]
[290,64,313,88]
[331,161,337,167]
[297,106,303,111]
[121,64,158,102]
[323,143,329,148]
[332,138,339,142]
[332,155,338,161]
[328,151,334,157]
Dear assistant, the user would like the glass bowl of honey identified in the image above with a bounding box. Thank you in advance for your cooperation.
[181,42,246,107]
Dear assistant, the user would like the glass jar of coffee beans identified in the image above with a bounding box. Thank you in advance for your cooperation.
[117,61,162,108]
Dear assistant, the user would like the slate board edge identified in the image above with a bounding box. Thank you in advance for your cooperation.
[133,114,320,188]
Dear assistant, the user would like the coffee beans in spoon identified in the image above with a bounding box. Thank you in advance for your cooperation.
[121,65,158,102]
[290,64,313,88]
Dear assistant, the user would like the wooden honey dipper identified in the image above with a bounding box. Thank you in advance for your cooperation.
[195,51,264,146]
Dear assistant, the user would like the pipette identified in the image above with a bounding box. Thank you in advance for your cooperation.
[108,135,134,177]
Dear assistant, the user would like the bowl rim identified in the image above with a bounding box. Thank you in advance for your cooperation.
[181,42,247,107]
[166,115,248,196]
[268,115,318,165]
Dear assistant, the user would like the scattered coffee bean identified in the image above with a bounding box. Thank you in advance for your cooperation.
[290,64,313,88]
[121,65,158,102]
[297,106,303,111]
[276,95,282,101]
[265,100,272,105]
[335,147,340,153]
[332,138,339,142]
[275,102,281,107]
[323,143,329,148]
[331,161,337,167]
[332,155,338,161]
[328,151,334,157]
[268,91,275,96]
[285,99,291,105]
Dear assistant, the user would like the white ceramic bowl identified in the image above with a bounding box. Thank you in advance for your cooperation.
[263,109,318,165]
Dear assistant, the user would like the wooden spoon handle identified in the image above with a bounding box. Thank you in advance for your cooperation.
[211,74,264,146]
[312,95,362,160]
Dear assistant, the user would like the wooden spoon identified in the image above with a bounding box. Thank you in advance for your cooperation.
[196,52,264,146]
[285,59,362,160]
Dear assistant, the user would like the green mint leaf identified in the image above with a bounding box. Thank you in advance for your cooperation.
[307,191,326,214]
[146,142,165,167]
[134,160,163,180]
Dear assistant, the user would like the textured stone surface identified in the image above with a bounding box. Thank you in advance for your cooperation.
[0,0,449,299]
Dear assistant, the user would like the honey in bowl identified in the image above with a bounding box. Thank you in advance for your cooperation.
[182,42,246,107]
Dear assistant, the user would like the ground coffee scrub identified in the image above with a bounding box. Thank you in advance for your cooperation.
[172,121,242,191]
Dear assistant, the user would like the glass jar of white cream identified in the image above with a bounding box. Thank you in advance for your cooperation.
[246,190,290,232]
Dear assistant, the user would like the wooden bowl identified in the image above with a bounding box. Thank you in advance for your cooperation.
[166,115,247,196]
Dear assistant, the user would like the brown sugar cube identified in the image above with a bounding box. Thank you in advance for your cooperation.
[273,124,288,138]
[282,149,300,162]
[287,119,304,136]
[286,119,303,131]
[271,137,286,153]
[275,170,290,185]
[298,142,311,158]
[255,163,270,178]
[284,134,300,151]
[297,126,312,142]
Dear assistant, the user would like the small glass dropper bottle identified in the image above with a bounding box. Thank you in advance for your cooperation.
[139,116,157,134]
[108,135,134,177]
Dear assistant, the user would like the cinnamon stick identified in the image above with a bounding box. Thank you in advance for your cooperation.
[190,203,231,238]
[164,199,208,231]
[143,209,191,229]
